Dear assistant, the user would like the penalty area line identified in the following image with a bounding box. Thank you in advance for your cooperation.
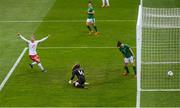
[0,47,28,91]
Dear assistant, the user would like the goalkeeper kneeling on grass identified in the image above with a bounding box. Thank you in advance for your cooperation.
[117,41,136,76]
[68,64,88,88]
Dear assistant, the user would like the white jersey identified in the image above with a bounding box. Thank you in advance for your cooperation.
[28,41,38,55]
[19,35,48,55]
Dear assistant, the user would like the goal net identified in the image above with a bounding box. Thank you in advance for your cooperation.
[137,5,180,91]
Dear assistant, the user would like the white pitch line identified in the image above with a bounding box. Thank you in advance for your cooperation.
[141,89,180,92]
[38,46,117,49]
[0,19,136,23]
[0,47,28,91]
[38,46,136,49]
[142,61,180,65]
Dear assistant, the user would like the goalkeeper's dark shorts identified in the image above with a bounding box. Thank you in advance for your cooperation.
[78,76,85,84]
[74,76,85,88]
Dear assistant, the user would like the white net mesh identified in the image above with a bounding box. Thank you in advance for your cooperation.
[141,7,180,89]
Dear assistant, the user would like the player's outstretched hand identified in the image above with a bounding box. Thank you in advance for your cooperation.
[68,80,72,84]
[47,34,51,37]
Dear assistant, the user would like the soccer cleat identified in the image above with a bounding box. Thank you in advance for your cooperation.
[42,69,47,73]
[88,31,94,35]
[122,72,129,76]
[95,32,100,36]
[29,64,33,69]
[101,5,105,8]
[85,82,89,85]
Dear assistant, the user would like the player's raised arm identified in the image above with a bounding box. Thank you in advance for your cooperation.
[17,33,30,43]
[37,35,50,43]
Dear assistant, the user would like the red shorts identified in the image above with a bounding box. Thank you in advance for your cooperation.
[29,55,40,63]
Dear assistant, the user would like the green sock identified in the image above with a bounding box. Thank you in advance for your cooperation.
[133,66,136,75]
[124,66,129,73]
[87,26,91,31]
[93,26,97,32]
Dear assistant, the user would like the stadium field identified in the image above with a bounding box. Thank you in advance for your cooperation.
[0,0,179,107]
[0,0,137,107]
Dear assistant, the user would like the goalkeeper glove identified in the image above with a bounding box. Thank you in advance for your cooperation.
[68,80,72,84]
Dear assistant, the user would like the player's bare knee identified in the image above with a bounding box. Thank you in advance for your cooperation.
[132,63,135,66]
[124,63,128,66]
[86,22,89,26]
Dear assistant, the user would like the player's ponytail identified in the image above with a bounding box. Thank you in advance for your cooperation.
[72,64,80,71]
[117,41,122,47]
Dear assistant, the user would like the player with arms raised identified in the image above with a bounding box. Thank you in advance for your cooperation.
[117,41,136,76]
[86,2,99,36]
[17,33,49,72]
[68,64,87,88]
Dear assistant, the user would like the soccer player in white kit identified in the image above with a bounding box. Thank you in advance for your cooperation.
[102,0,110,7]
[17,33,49,72]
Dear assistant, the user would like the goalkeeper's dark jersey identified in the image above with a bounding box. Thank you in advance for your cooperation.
[71,68,85,83]
[119,44,133,58]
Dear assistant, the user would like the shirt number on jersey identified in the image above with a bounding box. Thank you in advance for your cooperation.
[78,70,84,75]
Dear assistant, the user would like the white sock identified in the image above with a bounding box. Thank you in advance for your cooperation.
[38,63,44,71]
[106,0,110,6]
[102,0,105,6]
[31,62,37,65]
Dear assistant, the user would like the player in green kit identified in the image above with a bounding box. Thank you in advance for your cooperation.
[117,41,136,76]
[86,2,99,36]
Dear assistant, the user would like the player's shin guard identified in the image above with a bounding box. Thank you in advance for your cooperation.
[93,26,98,32]
[87,26,91,31]
[133,66,136,75]
[38,63,44,71]
[124,66,129,73]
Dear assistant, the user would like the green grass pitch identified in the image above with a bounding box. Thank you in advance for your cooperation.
[0,0,179,107]
[0,0,137,107]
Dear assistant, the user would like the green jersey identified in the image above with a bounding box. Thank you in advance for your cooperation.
[87,7,94,19]
[119,44,133,58]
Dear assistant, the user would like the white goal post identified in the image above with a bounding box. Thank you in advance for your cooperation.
[136,4,142,108]
[136,1,180,107]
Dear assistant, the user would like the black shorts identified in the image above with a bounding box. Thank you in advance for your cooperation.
[78,76,85,84]
[74,77,85,88]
